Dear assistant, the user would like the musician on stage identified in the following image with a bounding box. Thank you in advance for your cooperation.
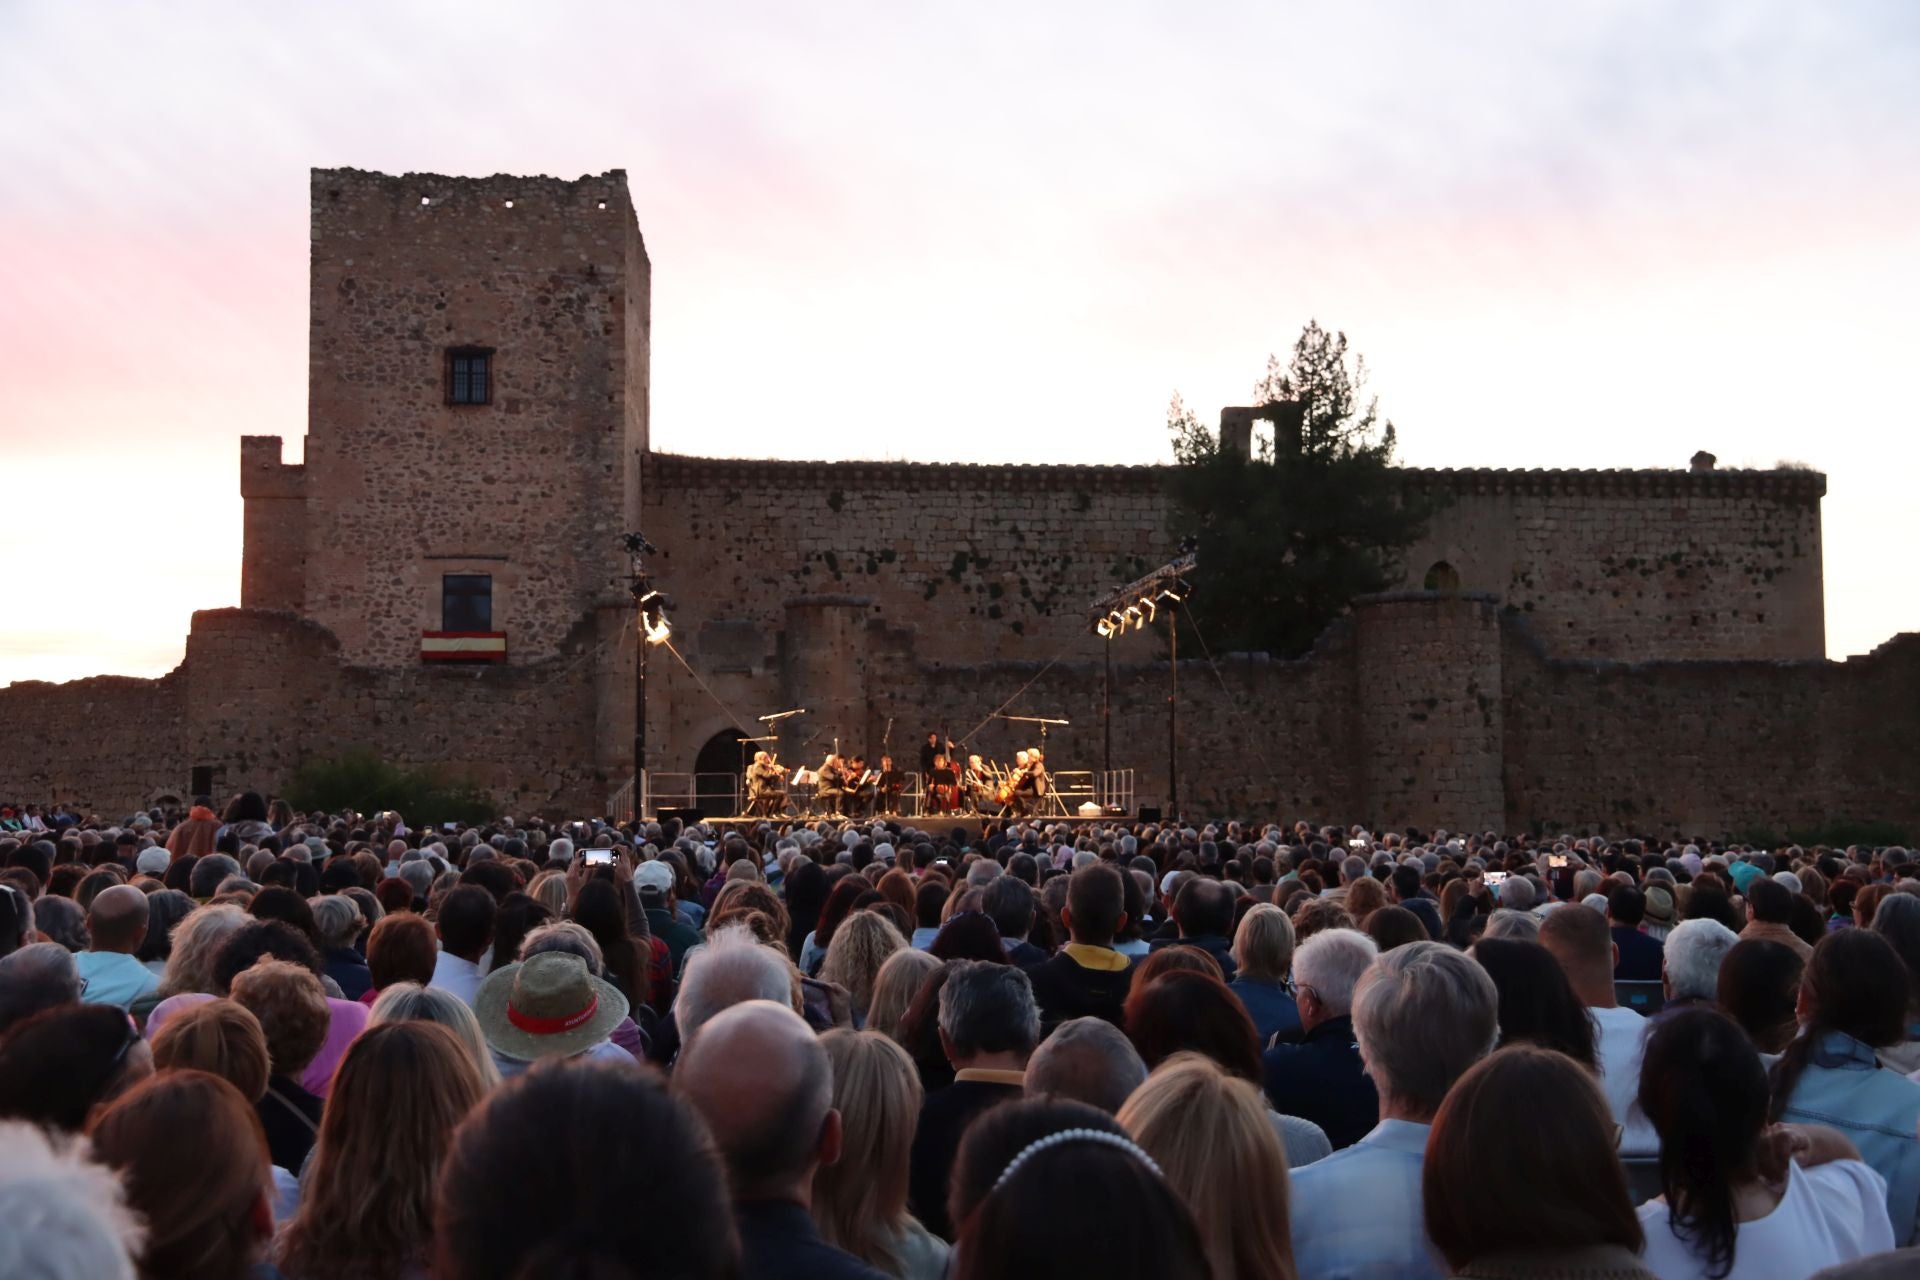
[815,753,849,817]
[744,751,786,818]
[926,752,959,816]
[877,755,906,813]
[1011,748,1047,818]
[919,732,942,778]
[962,753,993,813]
[844,754,877,819]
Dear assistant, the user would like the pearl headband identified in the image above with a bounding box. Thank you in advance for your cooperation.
[991,1127,1163,1192]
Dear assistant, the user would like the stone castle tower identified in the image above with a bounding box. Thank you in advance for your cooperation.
[242,168,649,669]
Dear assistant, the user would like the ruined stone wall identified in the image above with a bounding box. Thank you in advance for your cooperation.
[239,436,307,611]
[1501,627,1920,839]
[1353,593,1505,831]
[645,455,1170,676]
[178,608,607,819]
[1400,468,1826,661]
[295,167,645,669]
[0,674,188,812]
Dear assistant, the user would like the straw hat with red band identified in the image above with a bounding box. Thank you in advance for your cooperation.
[473,951,629,1062]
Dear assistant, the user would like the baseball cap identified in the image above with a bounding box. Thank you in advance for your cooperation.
[136,848,170,876]
[634,861,675,895]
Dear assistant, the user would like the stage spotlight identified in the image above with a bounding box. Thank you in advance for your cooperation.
[1123,605,1144,630]
[1096,617,1115,638]
[1139,595,1157,622]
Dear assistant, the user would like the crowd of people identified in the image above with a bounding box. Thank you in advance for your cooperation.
[1,791,1919,1279]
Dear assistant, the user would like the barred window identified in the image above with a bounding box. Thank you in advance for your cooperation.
[447,347,493,406]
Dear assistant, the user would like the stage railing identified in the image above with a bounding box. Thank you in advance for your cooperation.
[642,772,741,818]
[610,767,1136,823]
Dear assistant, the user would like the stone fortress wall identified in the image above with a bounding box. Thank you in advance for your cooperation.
[1,166,1912,837]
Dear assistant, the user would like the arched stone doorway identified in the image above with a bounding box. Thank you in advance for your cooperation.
[693,729,746,817]
[1423,560,1461,592]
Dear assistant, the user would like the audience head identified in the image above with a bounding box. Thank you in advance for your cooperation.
[209,920,320,995]
[0,1119,143,1280]
[368,982,503,1089]
[1291,927,1379,1029]
[1470,936,1596,1069]
[1229,902,1295,982]
[1172,876,1235,939]
[366,911,439,993]
[87,885,149,955]
[149,998,269,1102]
[1770,927,1910,1120]
[948,1098,1209,1280]
[1357,941,1500,1120]
[865,946,941,1042]
[279,1022,488,1279]
[1025,1016,1149,1114]
[0,942,82,1033]
[937,959,1040,1068]
[817,910,905,1020]
[227,958,329,1079]
[1119,1053,1294,1280]
[676,999,836,1200]
[1424,1045,1643,1270]
[813,1030,923,1273]
[87,1069,271,1280]
[677,925,797,1042]
[1663,917,1740,1003]
[1538,901,1614,1001]
[1124,968,1262,1081]
[436,1063,738,1280]
[0,1003,152,1132]
[1637,1007,1770,1279]
[1715,939,1804,1054]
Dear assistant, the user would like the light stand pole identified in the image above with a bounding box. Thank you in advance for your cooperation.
[623,533,669,817]
[1167,611,1178,822]
[1088,546,1196,823]
[1102,635,1113,784]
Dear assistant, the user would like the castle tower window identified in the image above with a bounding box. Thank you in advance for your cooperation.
[1423,561,1461,592]
[442,574,493,631]
[446,347,493,405]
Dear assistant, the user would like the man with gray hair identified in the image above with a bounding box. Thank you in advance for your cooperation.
[1289,941,1499,1280]
[1261,927,1380,1149]
[909,960,1040,1238]
[0,942,83,1034]
[675,924,796,1044]
[1024,1015,1147,1114]
[1663,917,1740,1007]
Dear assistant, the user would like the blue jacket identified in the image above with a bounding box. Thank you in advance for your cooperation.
[1782,1031,1920,1244]
[1262,1014,1379,1150]
[1229,976,1303,1047]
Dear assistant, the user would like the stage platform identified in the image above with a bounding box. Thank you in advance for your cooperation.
[683,812,1124,842]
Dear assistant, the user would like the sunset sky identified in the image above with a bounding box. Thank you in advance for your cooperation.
[4,1,1917,684]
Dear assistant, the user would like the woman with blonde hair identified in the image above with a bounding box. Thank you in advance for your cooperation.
[368,981,502,1089]
[276,1022,488,1280]
[818,910,907,1025]
[814,1030,949,1280]
[526,869,568,918]
[1119,1052,1298,1280]
[1228,902,1302,1046]
[155,903,250,998]
[867,947,941,1043]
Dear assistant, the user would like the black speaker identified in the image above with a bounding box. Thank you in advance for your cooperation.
[1137,806,1162,823]
[190,766,214,800]
[660,807,705,826]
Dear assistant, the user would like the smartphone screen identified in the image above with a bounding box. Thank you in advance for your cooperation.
[584,849,615,866]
